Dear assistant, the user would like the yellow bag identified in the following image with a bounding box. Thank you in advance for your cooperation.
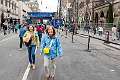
[43,48,50,55]
[43,39,54,55]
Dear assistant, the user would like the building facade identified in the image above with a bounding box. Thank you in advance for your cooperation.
[18,1,32,24]
[25,0,39,12]
[0,0,32,28]
[0,0,19,26]
[61,0,120,27]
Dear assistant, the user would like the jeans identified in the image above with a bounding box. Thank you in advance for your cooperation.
[27,45,36,64]
[99,31,102,36]
[38,34,42,43]
[3,29,7,35]
[20,37,23,48]
[118,32,120,40]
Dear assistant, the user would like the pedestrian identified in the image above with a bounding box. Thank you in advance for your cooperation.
[98,26,103,36]
[15,22,20,33]
[40,25,62,79]
[23,25,39,69]
[112,25,117,40]
[36,22,44,43]
[93,27,96,35]
[3,20,8,35]
[19,25,27,50]
[117,27,120,40]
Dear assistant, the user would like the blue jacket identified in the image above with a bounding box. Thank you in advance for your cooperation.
[19,27,26,37]
[40,35,62,59]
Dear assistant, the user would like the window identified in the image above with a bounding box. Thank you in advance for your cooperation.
[15,3,16,10]
[5,0,8,6]
[9,0,11,8]
[1,0,3,4]
[12,1,14,9]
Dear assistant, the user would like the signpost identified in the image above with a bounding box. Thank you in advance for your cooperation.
[51,19,63,29]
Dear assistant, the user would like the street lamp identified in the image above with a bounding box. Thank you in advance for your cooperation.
[59,0,62,19]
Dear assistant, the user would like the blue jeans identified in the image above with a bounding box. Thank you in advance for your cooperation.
[27,45,36,64]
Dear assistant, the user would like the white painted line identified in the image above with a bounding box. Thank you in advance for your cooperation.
[22,64,31,80]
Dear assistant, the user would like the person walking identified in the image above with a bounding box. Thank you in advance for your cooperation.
[40,25,62,79]
[36,22,44,43]
[98,26,103,36]
[117,27,120,40]
[3,20,8,35]
[112,25,117,40]
[15,22,20,33]
[23,25,39,69]
[19,25,27,50]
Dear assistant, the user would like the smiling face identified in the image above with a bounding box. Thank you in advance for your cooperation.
[48,27,54,36]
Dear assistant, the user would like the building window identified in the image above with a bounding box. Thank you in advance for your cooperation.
[1,0,3,4]
[15,3,16,10]
[12,1,14,9]
[9,0,11,8]
[5,0,8,6]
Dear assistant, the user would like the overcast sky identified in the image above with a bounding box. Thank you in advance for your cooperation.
[37,0,58,12]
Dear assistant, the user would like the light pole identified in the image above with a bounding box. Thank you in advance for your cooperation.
[59,0,62,19]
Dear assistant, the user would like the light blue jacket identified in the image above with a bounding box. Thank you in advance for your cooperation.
[40,35,62,59]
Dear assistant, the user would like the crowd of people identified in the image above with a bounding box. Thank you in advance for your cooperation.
[18,22,63,80]
[83,22,120,41]
[1,18,20,35]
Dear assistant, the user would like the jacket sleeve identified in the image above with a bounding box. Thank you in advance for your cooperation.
[35,33,40,47]
[56,37,63,57]
[40,36,46,54]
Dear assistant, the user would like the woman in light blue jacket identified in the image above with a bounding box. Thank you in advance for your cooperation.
[40,25,62,79]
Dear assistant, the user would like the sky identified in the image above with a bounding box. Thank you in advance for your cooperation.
[37,0,58,12]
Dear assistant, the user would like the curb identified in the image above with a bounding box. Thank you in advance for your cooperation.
[103,43,120,50]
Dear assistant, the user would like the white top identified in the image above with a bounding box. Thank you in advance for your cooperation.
[112,27,117,33]
[98,27,103,31]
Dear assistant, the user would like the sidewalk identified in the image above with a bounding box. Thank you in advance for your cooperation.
[61,29,120,50]
[77,30,120,50]
[27,32,120,80]
[0,30,16,41]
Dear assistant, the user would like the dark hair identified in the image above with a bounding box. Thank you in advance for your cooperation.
[46,26,56,36]
[114,25,116,27]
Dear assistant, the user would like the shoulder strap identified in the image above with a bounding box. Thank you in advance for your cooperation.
[49,39,54,48]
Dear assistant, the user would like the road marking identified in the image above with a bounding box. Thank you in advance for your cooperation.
[22,64,30,80]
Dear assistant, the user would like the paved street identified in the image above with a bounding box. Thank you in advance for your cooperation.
[78,29,120,44]
[1,0,120,79]
[0,32,120,80]
[0,34,28,80]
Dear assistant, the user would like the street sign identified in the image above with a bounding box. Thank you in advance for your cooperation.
[51,19,63,29]
[27,12,55,19]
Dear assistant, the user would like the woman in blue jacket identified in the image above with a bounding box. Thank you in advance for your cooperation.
[40,25,62,79]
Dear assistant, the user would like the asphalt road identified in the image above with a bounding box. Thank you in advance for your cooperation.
[0,32,120,80]
[0,34,28,80]
[27,33,120,80]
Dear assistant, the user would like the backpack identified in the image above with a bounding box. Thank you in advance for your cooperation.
[24,39,32,47]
